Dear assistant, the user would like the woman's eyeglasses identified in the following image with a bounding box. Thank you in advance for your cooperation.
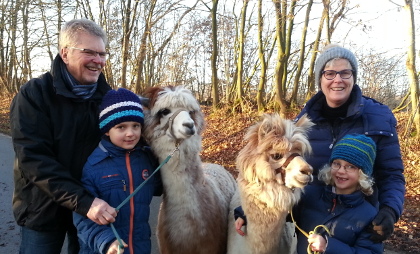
[322,69,354,80]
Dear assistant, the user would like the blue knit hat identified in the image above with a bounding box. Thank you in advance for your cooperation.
[315,45,358,89]
[99,88,144,134]
[329,134,376,176]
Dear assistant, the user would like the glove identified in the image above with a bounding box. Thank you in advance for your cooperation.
[370,206,397,243]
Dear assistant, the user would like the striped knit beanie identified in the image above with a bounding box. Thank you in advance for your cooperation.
[99,88,144,134]
[329,134,376,176]
[315,45,358,89]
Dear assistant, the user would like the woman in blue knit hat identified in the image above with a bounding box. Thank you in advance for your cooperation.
[294,44,405,243]
[73,88,162,254]
[293,134,383,254]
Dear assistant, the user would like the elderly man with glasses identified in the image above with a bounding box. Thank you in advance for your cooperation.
[10,19,116,254]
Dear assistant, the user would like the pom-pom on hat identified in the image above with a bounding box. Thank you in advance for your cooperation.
[99,88,144,134]
[315,45,358,89]
[329,134,376,176]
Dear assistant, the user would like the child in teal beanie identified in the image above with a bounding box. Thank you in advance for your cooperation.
[294,133,384,254]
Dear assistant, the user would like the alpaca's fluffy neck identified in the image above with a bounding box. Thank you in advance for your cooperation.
[238,171,297,254]
[151,134,206,204]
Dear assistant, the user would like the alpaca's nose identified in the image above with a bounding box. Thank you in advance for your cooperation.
[183,122,195,135]
[300,164,313,175]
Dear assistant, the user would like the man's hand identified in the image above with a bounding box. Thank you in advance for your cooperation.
[87,197,117,225]
[106,239,128,254]
[235,217,246,236]
[370,206,397,243]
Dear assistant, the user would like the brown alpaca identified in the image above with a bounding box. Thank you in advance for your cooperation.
[142,86,237,254]
[227,113,314,254]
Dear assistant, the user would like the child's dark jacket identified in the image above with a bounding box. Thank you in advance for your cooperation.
[294,185,383,254]
[74,138,162,254]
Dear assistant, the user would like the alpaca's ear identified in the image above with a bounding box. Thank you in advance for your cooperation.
[138,96,150,108]
[295,114,314,131]
[258,114,273,140]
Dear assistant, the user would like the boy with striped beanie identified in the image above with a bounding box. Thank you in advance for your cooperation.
[74,88,162,254]
[98,87,144,134]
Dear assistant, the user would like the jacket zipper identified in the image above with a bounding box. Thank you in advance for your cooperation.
[331,198,337,213]
[126,152,135,254]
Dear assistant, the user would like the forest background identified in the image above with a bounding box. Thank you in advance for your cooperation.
[0,0,419,252]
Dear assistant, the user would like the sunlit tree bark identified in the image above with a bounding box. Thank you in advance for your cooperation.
[256,0,267,112]
[404,0,420,137]
[234,0,249,112]
[210,0,220,109]
[290,0,313,107]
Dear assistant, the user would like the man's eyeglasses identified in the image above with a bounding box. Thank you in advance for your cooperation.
[331,161,359,173]
[67,47,109,59]
[322,69,354,80]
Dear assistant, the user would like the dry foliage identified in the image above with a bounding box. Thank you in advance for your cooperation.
[0,97,418,253]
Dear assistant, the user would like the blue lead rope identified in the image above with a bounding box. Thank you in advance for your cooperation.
[111,147,178,253]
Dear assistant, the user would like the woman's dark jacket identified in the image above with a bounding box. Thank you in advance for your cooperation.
[74,138,162,254]
[294,185,383,254]
[295,85,405,218]
[10,54,111,231]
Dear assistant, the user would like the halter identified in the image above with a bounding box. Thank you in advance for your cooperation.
[160,108,185,145]
[275,153,301,184]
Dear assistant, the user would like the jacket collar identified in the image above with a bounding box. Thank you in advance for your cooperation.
[299,85,364,122]
[323,185,365,208]
[50,54,110,100]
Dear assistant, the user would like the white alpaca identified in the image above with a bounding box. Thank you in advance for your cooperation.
[142,86,237,254]
[227,113,314,254]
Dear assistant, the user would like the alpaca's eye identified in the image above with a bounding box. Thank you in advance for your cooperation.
[271,153,283,160]
[189,110,195,117]
[158,108,171,117]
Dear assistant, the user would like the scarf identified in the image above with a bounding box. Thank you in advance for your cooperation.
[60,61,98,100]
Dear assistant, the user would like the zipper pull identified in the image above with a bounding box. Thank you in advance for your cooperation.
[329,137,336,149]
[331,198,337,213]
[122,180,126,192]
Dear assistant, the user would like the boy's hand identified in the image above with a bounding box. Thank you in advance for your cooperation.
[308,234,326,252]
[107,239,128,254]
[235,217,246,236]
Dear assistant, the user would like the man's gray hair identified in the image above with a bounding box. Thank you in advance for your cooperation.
[58,19,107,50]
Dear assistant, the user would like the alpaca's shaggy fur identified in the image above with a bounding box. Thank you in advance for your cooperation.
[227,114,314,254]
[142,86,237,254]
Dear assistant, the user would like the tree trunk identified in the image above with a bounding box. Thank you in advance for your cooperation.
[211,0,220,109]
[256,0,267,112]
[291,0,313,107]
[404,0,420,137]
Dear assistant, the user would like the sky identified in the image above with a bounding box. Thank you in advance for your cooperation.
[340,0,416,55]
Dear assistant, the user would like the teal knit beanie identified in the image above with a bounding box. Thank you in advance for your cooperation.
[315,45,358,89]
[329,134,376,176]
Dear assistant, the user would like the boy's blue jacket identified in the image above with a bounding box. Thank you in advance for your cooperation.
[295,85,405,218]
[74,138,162,254]
[294,185,384,254]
